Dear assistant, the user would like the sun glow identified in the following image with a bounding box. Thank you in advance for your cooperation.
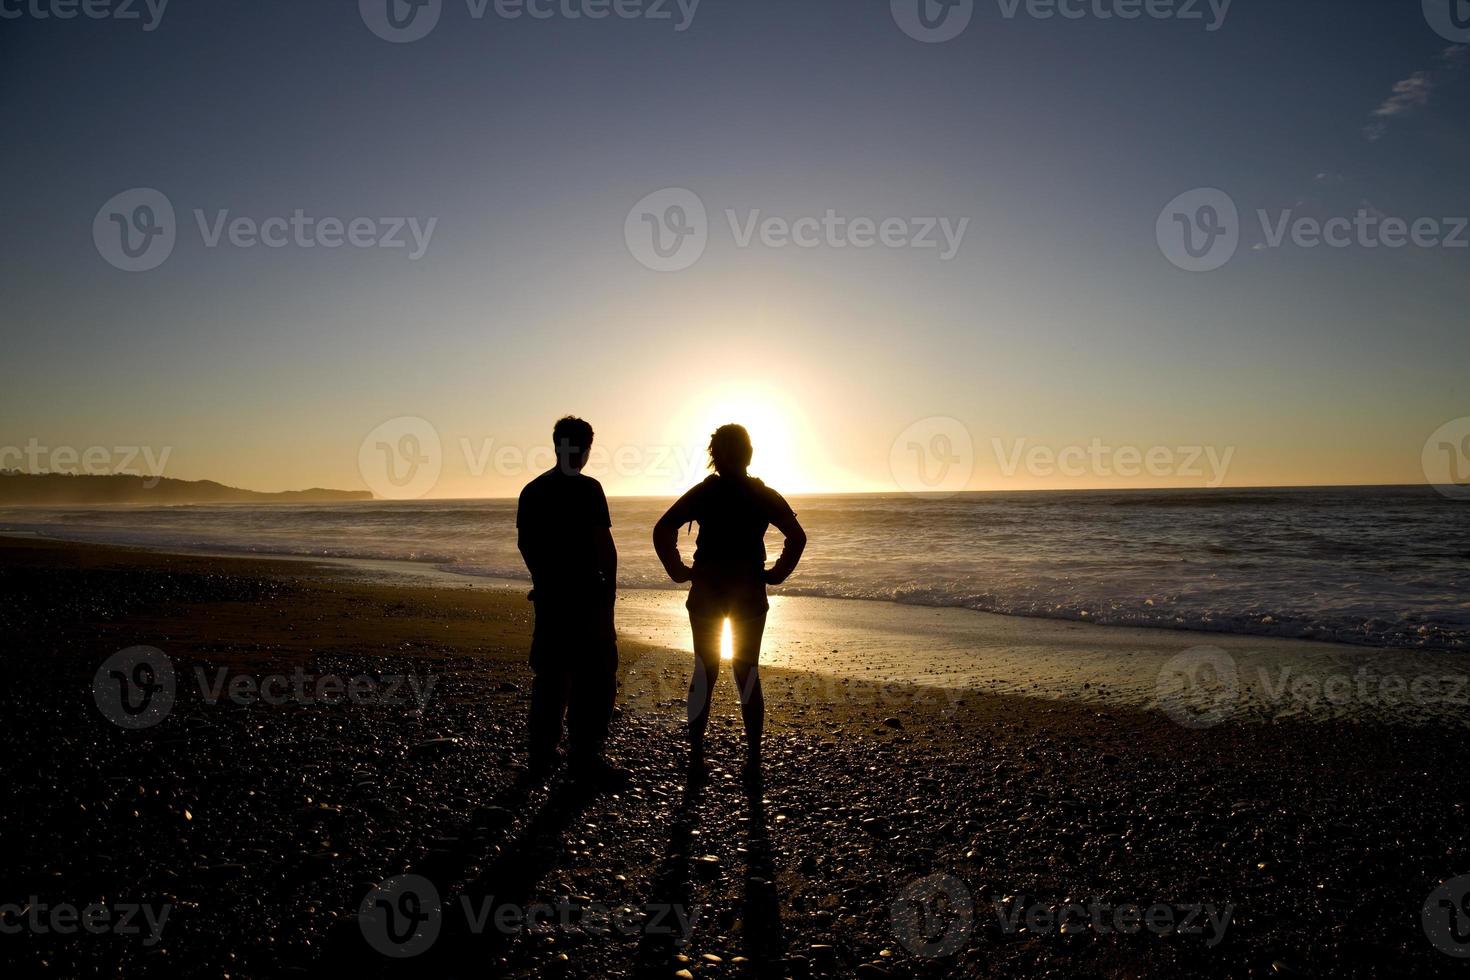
[720,617,733,661]
[670,382,820,495]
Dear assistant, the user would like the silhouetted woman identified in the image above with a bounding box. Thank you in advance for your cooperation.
[654,424,807,781]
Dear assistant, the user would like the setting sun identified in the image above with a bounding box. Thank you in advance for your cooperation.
[668,382,819,495]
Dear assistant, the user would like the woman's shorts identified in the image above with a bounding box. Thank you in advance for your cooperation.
[685,567,768,620]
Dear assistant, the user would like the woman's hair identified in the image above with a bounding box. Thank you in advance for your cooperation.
[707,423,753,476]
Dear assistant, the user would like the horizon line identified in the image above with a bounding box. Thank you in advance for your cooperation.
[425,481,1442,503]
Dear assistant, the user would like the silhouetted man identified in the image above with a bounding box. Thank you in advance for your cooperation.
[516,416,625,785]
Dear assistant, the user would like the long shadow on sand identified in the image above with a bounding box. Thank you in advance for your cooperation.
[632,778,704,978]
[426,774,601,977]
[633,775,788,979]
[738,780,788,977]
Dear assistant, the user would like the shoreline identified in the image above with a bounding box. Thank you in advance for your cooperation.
[4,503,1468,658]
[5,531,1464,727]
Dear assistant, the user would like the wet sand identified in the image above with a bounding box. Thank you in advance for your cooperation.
[2,538,1467,978]
[263,551,1470,727]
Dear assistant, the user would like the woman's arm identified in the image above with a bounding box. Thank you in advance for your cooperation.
[653,487,699,583]
[763,500,806,585]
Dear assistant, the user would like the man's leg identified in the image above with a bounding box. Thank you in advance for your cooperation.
[527,617,569,769]
[567,592,625,783]
[567,639,618,764]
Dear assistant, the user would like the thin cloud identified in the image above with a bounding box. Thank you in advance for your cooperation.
[1372,73,1433,118]
[1364,45,1466,141]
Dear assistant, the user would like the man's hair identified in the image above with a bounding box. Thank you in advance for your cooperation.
[552,416,594,455]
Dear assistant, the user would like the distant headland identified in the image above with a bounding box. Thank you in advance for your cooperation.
[0,471,372,505]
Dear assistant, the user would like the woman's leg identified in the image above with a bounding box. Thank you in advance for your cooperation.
[729,611,768,760]
[687,614,724,753]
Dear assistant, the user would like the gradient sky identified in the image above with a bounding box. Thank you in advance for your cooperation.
[3,0,1468,497]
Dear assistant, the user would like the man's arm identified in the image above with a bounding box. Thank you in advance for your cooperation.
[593,482,617,593]
[517,527,548,584]
[594,526,617,592]
[516,492,546,584]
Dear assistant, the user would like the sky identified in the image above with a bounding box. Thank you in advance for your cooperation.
[2,0,1468,498]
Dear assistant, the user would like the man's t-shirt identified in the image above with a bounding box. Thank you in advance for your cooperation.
[516,468,612,596]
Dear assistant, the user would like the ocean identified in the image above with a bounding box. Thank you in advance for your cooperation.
[3,485,1467,651]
